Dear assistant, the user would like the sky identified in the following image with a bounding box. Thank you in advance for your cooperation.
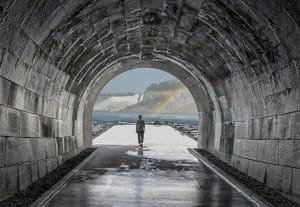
[101,68,176,94]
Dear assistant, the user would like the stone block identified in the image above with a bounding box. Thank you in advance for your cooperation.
[278,114,291,139]
[233,156,249,174]
[38,160,46,178]
[279,140,300,168]
[5,137,18,166]
[18,163,32,191]
[69,137,76,152]
[64,137,69,153]
[52,119,59,137]
[270,116,280,139]
[31,162,39,183]
[267,164,292,193]
[29,138,46,161]
[234,121,248,139]
[6,107,20,137]
[5,137,29,166]
[262,117,273,139]
[60,152,71,163]
[20,112,40,137]
[30,93,39,114]
[0,105,6,136]
[25,69,43,94]
[223,122,235,139]
[18,138,30,164]
[253,118,263,139]
[291,112,300,139]
[23,89,33,112]
[57,137,64,155]
[0,137,5,167]
[291,123,300,139]
[0,50,17,80]
[11,60,29,87]
[240,104,255,120]
[125,0,141,19]
[291,111,300,125]
[256,140,278,164]
[66,107,73,121]
[241,140,257,160]
[46,138,58,158]
[223,138,234,155]
[292,168,300,198]
[0,166,18,201]
[233,139,242,156]
[21,40,36,65]
[7,83,24,110]
[0,76,11,105]
[279,140,293,166]
[40,116,54,137]
[35,96,44,116]
[46,157,58,173]
[248,160,267,183]
[42,98,49,117]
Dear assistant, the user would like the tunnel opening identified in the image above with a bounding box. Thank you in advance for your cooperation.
[91,67,199,148]
[92,68,198,132]
[79,61,223,155]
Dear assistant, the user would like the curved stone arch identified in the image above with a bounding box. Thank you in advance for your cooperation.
[0,0,300,202]
[76,54,223,156]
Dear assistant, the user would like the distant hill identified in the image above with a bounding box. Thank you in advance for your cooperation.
[94,80,197,115]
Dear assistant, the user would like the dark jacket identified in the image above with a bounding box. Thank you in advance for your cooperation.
[136,120,145,132]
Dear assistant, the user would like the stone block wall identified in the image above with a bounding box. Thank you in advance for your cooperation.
[214,68,300,201]
[0,0,299,204]
[0,8,82,199]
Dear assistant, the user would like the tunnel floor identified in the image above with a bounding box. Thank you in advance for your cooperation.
[45,125,253,207]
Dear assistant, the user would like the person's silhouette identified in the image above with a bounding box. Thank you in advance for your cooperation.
[136,115,145,148]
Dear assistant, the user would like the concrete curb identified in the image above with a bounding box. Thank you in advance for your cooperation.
[30,147,100,207]
[188,149,274,207]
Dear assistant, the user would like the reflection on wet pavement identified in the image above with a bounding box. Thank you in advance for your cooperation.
[46,125,253,207]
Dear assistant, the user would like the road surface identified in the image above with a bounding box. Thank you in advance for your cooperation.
[46,125,253,207]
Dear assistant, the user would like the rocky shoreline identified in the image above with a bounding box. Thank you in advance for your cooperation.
[92,123,114,138]
[169,123,198,141]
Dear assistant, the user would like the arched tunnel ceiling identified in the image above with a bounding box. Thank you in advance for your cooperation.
[1,0,297,98]
[0,0,300,203]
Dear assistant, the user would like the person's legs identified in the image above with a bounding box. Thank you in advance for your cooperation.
[138,132,142,146]
[141,131,144,145]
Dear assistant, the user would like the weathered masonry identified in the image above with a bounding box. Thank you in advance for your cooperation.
[0,0,299,203]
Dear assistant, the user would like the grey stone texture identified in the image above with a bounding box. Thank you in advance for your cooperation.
[5,137,19,166]
[6,107,20,137]
[248,160,267,183]
[279,140,300,168]
[29,138,46,162]
[0,166,18,201]
[31,162,39,183]
[256,140,278,164]
[233,156,249,174]
[46,157,58,173]
[38,160,47,178]
[20,112,40,137]
[0,0,299,203]
[292,168,300,198]
[267,164,292,194]
[0,137,5,167]
[18,163,32,191]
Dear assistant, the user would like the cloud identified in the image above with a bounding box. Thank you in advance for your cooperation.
[101,68,176,94]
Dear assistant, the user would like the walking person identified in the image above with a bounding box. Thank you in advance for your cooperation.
[136,115,145,148]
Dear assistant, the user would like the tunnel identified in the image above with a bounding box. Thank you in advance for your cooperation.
[0,0,299,204]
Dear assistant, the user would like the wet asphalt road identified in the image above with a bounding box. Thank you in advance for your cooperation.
[46,125,253,207]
